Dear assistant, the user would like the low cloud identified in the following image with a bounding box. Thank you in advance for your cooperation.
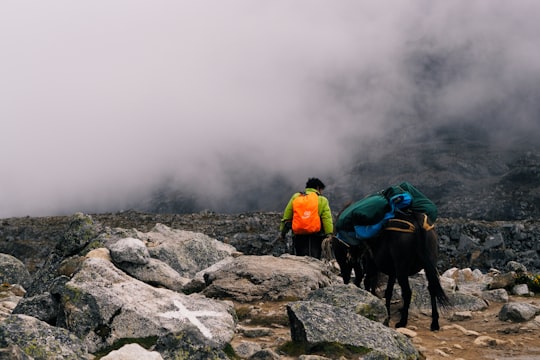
[2,1,540,217]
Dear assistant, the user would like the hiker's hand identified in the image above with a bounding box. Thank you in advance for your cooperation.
[321,234,334,260]
[277,234,288,248]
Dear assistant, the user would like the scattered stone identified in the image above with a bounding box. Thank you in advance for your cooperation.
[451,311,473,321]
[444,324,480,336]
[488,272,516,290]
[396,327,417,338]
[481,288,509,303]
[499,302,540,322]
[233,341,262,359]
[237,326,274,338]
[473,335,507,347]
[248,348,280,360]
[506,261,527,273]
[108,237,150,265]
[0,254,32,288]
[100,343,163,360]
[86,248,112,261]
[434,348,451,357]
[512,284,530,296]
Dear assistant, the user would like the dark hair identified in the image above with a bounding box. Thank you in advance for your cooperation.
[306,177,326,190]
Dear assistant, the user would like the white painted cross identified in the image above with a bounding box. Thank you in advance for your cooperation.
[159,300,223,339]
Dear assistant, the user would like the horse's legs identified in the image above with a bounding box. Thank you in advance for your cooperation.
[395,274,412,328]
[383,274,396,327]
[428,283,441,331]
[353,262,363,287]
[363,256,378,294]
[332,240,353,284]
[340,263,353,285]
[350,246,364,287]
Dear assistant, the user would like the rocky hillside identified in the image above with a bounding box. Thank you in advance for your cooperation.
[1,210,539,276]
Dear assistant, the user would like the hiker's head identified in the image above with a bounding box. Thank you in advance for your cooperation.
[306,178,326,191]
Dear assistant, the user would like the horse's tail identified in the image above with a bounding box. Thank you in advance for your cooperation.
[415,213,451,309]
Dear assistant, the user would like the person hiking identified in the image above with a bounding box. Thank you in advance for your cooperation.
[279,177,334,259]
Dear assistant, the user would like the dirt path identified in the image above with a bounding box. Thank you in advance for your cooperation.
[231,295,540,359]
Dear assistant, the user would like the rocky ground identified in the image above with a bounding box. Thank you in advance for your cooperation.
[230,294,540,360]
[1,211,540,359]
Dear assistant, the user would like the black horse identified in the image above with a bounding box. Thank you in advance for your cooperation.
[326,211,450,331]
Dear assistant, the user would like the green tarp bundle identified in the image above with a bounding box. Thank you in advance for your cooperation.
[336,194,391,232]
[383,182,438,223]
[336,182,437,232]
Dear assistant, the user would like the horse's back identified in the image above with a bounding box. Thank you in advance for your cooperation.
[369,211,437,276]
[370,229,422,276]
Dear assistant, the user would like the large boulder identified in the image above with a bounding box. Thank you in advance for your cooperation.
[200,254,340,302]
[141,223,239,278]
[287,301,420,359]
[58,257,236,354]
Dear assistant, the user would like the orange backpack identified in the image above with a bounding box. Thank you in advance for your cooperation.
[291,192,321,234]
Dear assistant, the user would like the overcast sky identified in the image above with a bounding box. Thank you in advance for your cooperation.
[2,1,540,217]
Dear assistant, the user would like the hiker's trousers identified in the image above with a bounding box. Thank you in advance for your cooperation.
[292,234,325,259]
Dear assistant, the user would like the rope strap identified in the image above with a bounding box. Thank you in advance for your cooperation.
[384,218,416,233]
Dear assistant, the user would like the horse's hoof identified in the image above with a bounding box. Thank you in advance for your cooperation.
[396,321,407,328]
[430,323,440,331]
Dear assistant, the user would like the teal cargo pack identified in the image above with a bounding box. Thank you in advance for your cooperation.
[335,194,390,232]
[336,182,438,238]
[383,181,438,223]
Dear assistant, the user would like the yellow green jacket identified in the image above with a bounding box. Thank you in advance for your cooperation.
[280,188,334,235]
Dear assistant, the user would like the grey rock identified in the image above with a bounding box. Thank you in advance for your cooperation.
[305,283,387,323]
[506,260,527,273]
[0,314,89,360]
[108,237,150,265]
[499,302,540,322]
[483,233,504,249]
[287,301,419,360]
[59,257,236,353]
[450,311,473,321]
[0,253,31,288]
[488,272,516,290]
[233,341,262,359]
[0,344,34,360]
[248,348,281,360]
[100,343,163,360]
[12,292,58,324]
[143,223,238,278]
[458,234,479,251]
[481,288,509,303]
[116,257,190,292]
[446,292,489,312]
[201,254,339,302]
[58,213,102,257]
[512,283,530,296]
[153,329,229,360]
